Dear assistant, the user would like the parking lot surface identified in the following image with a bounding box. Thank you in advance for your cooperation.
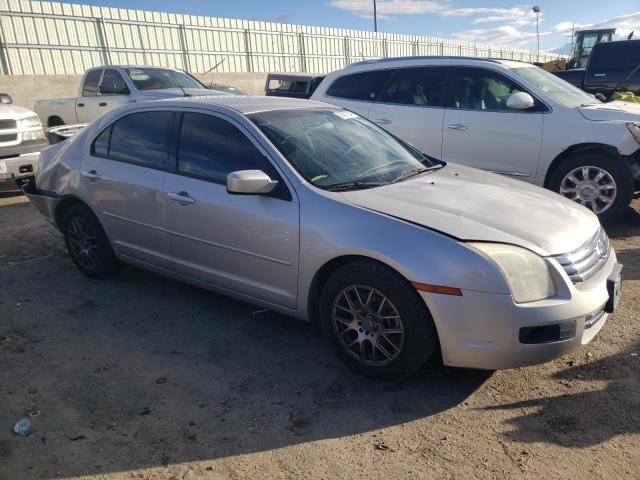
[1,184,639,480]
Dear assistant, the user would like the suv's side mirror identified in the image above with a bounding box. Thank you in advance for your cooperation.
[227,170,278,195]
[506,92,535,110]
[99,83,130,96]
[0,93,13,104]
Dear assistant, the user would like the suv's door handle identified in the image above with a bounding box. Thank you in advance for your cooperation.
[168,191,195,204]
[99,102,107,107]
[447,124,469,131]
[77,103,85,107]
[81,169,101,181]
[593,73,607,77]
[373,118,392,125]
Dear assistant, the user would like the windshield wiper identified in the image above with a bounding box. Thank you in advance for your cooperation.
[391,165,443,183]
[325,181,386,192]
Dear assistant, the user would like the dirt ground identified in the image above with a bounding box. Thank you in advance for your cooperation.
[0,183,638,480]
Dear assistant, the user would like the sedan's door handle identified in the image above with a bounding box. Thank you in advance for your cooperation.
[99,102,107,107]
[168,191,195,204]
[81,169,101,181]
[373,118,392,125]
[447,124,469,131]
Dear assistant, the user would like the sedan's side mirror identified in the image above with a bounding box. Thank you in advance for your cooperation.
[506,92,535,110]
[227,170,278,195]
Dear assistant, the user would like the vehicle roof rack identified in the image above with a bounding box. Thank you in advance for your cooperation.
[350,55,521,67]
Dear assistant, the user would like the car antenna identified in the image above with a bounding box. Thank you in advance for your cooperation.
[203,59,226,88]
[178,85,192,98]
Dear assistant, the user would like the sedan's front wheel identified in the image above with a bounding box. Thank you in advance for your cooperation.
[319,260,438,379]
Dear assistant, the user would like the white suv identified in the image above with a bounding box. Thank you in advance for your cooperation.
[311,57,640,220]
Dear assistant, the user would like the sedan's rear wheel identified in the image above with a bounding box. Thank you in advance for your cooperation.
[319,260,437,379]
[61,204,118,277]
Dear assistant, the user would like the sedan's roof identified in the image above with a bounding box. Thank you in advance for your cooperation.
[154,95,333,114]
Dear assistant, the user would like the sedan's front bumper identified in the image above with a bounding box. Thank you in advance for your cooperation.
[421,250,619,370]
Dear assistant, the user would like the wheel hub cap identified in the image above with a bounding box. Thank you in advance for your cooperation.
[331,285,404,366]
[559,166,617,214]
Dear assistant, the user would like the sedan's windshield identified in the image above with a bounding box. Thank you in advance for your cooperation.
[510,66,601,108]
[125,68,205,91]
[250,109,440,190]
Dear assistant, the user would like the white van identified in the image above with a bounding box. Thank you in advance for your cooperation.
[311,57,640,220]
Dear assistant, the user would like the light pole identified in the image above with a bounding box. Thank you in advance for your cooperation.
[373,0,378,33]
[533,5,540,61]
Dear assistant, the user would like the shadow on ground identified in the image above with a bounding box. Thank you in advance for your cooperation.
[486,348,640,448]
[0,259,491,479]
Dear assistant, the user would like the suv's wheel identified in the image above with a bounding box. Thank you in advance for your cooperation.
[548,151,634,222]
[61,203,118,277]
[319,260,438,380]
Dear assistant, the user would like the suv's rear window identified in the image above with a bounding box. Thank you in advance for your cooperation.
[326,70,392,101]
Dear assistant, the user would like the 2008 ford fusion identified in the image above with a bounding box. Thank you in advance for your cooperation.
[24,96,622,379]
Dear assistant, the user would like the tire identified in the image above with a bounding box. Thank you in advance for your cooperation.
[318,260,438,380]
[61,203,118,278]
[547,151,634,222]
[48,116,65,127]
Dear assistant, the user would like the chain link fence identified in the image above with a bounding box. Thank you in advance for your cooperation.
[0,0,563,76]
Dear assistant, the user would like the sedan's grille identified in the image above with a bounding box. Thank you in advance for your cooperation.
[554,228,610,283]
[0,119,17,129]
[0,133,18,143]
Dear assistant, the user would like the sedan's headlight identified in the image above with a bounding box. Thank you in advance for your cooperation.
[470,243,556,303]
[17,115,42,129]
[626,122,640,144]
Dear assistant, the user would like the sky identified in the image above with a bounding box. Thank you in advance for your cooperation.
[60,0,640,52]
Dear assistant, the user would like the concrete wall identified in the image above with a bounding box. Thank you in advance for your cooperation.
[0,73,268,112]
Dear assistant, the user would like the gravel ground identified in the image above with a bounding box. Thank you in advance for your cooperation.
[0,183,639,480]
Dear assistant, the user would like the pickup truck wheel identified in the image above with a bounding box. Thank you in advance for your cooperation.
[48,116,65,127]
[319,260,437,380]
[61,204,118,278]
[548,152,634,222]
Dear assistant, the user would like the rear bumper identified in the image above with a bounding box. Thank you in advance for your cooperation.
[20,181,60,225]
[421,250,618,370]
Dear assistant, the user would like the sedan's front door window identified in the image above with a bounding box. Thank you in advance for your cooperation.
[177,112,276,183]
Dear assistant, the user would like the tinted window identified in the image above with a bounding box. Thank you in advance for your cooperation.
[100,69,128,95]
[379,67,446,107]
[326,70,392,100]
[589,42,640,71]
[108,112,173,169]
[268,79,309,93]
[125,68,203,91]
[451,68,524,111]
[178,113,275,183]
[82,70,102,97]
[92,126,111,156]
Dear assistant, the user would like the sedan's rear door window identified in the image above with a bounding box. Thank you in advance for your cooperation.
[107,111,173,169]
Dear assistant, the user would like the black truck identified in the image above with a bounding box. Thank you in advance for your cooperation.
[553,40,640,99]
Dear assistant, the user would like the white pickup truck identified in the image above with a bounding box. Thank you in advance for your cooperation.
[34,66,228,127]
[0,93,47,186]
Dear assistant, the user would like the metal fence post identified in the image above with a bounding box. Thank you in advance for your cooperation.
[382,38,387,58]
[0,17,11,75]
[343,36,350,66]
[439,42,444,56]
[95,17,111,66]
[297,32,306,73]
[243,28,253,72]
[178,24,191,72]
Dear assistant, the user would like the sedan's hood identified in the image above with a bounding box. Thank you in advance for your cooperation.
[342,165,600,256]
[138,88,233,99]
[0,104,37,120]
[579,101,640,122]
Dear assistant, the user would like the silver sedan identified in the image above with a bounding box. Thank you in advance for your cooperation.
[24,96,622,379]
